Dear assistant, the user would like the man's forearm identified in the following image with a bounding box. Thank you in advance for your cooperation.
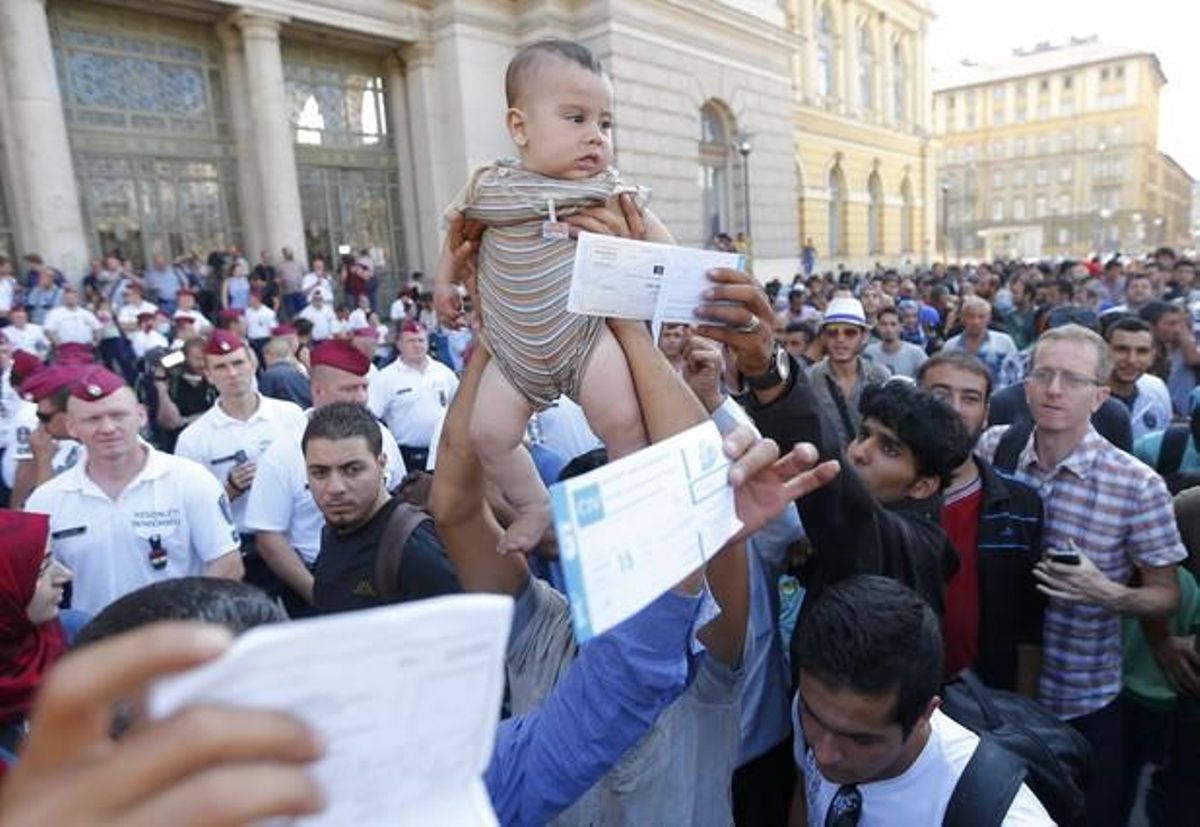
[256,532,314,603]
[204,551,245,581]
[1108,575,1180,619]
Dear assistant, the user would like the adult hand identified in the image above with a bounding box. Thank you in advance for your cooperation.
[435,212,485,330]
[681,336,724,413]
[0,623,324,826]
[1033,552,1120,609]
[563,192,646,240]
[693,269,774,377]
[227,462,256,499]
[722,425,839,541]
[27,426,55,464]
[1152,636,1200,696]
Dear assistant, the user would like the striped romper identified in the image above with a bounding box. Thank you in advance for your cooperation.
[450,160,647,411]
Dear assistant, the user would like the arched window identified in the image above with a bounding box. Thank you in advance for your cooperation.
[817,6,835,98]
[858,25,874,111]
[828,164,845,255]
[867,171,883,254]
[900,177,914,252]
[892,41,906,123]
[699,101,732,240]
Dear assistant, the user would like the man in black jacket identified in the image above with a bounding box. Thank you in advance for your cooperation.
[917,351,1046,695]
[691,268,972,678]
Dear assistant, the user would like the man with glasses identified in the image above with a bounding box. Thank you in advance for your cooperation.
[976,324,1186,827]
[808,297,890,447]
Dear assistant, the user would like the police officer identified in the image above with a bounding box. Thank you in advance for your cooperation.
[6,365,88,510]
[26,367,243,615]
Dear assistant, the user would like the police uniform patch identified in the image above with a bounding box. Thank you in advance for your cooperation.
[218,493,234,525]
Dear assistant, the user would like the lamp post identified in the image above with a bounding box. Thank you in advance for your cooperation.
[735,134,752,241]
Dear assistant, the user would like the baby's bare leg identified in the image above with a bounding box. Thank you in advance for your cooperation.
[577,325,648,459]
[469,360,549,555]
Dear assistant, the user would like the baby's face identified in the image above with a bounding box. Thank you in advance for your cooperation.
[509,58,614,179]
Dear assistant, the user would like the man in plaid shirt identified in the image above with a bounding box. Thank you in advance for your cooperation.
[976,324,1185,827]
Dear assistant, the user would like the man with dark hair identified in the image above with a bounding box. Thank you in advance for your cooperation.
[791,575,1050,823]
[7,365,86,510]
[917,351,1045,694]
[1141,300,1200,416]
[1103,271,1155,318]
[1105,315,1172,440]
[302,402,458,613]
[863,306,927,378]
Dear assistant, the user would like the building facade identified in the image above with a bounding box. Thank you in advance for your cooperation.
[932,37,1194,262]
[0,0,819,284]
[785,0,936,275]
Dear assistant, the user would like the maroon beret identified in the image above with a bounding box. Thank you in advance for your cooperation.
[217,308,244,322]
[310,340,369,376]
[55,342,95,365]
[71,367,126,402]
[10,351,43,387]
[205,329,244,356]
[351,326,376,338]
[270,324,297,337]
[19,365,84,402]
[400,320,426,335]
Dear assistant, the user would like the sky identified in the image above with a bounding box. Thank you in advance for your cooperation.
[928,0,1200,178]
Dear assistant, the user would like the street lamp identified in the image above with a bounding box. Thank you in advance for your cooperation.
[735,134,752,241]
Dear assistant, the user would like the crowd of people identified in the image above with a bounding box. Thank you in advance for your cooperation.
[0,37,1197,827]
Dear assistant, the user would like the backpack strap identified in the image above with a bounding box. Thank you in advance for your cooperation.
[943,734,1027,827]
[823,374,858,441]
[1157,423,1190,477]
[992,419,1034,475]
[374,502,433,602]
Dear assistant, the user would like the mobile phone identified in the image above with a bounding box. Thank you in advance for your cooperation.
[1047,551,1080,566]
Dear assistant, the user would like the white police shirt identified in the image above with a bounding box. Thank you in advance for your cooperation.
[43,305,100,345]
[116,300,159,328]
[297,303,336,341]
[174,308,212,335]
[241,410,406,563]
[129,328,168,360]
[533,396,603,463]
[793,704,1052,825]
[368,357,459,448]
[25,445,240,615]
[244,304,278,340]
[1129,374,1173,442]
[5,323,50,358]
[174,394,308,533]
[2,402,86,488]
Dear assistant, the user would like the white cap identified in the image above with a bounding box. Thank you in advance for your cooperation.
[821,297,869,328]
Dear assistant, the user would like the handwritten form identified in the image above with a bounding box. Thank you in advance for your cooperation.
[567,232,745,323]
[149,595,513,826]
[550,421,742,640]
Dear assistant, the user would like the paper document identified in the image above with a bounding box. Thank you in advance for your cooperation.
[550,421,742,640]
[567,232,745,322]
[149,595,513,827]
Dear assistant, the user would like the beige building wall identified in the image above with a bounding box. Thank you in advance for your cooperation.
[787,0,936,275]
[933,40,1193,261]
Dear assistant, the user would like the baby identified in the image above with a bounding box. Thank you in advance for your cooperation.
[440,40,673,553]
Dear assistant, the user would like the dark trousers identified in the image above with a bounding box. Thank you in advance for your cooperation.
[1070,697,1124,827]
[1145,695,1200,826]
[1121,695,1171,823]
[732,737,795,827]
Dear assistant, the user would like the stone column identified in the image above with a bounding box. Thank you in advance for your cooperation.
[215,22,265,261]
[233,12,307,266]
[841,0,858,116]
[880,18,895,125]
[914,23,929,133]
[385,53,426,277]
[401,43,443,272]
[0,0,89,276]
[796,0,817,103]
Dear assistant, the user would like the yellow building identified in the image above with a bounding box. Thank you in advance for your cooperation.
[785,0,937,275]
[932,37,1194,261]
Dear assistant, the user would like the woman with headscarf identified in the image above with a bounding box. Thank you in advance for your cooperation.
[0,510,72,769]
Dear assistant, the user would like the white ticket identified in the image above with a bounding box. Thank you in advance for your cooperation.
[550,421,743,640]
[566,232,744,323]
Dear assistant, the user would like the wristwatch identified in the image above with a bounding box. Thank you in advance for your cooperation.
[742,342,791,391]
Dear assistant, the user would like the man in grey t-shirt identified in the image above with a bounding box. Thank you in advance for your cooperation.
[864,307,927,378]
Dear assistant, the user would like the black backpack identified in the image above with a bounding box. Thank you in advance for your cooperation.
[1153,417,1200,494]
[941,671,1091,826]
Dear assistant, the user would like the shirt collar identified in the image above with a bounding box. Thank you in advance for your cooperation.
[1020,424,1104,480]
[209,393,268,427]
[62,440,168,496]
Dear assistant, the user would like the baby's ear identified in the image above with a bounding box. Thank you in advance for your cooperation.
[506,108,528,147]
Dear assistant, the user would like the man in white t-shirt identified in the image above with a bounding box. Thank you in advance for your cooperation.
[301,256,335,304]
[296,291,335,342]
[4,308,50,359]
[43,286,101,348]
[174,289,212,335]
[25,367,242,615]
[115,284,159,332]
[791,576,1052,826]
[369,320,458,470]
[243,340,404,612]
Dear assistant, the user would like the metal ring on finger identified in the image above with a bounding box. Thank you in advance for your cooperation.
[738,314,762,335]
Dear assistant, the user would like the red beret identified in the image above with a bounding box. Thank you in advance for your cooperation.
[351,327,376,338]
[217,308,244,322]
[270,324,297,337]
[56,342,95,365]
[310,340,369,376]
[71,367,126,402]
[10,350,43,387]
[205,330,244,356]
[400,320,426,335]
[19,365,84,402]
